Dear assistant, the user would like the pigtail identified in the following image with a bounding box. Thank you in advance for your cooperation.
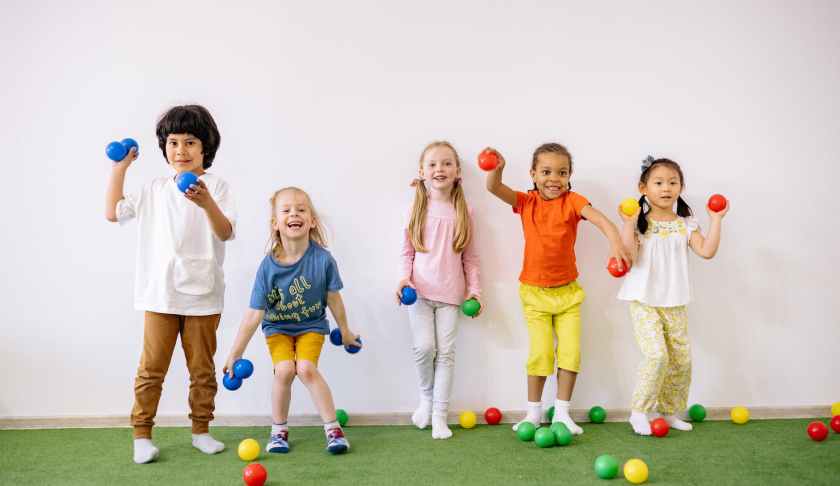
[676,196,693,218]
[636,195,650,235]
[408,179,429,253]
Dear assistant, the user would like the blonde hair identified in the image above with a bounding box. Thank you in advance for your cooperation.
[408,141,472,253]
[268,187,328,259]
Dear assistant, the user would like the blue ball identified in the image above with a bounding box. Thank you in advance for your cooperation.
[232,358,254,379]
[345,336,362,354]
[222,373,242,391]
[329,328,343,346]
[176,172,198,193]
[120,137,139,154]
[400,287,417,305]
[106,141,127,161]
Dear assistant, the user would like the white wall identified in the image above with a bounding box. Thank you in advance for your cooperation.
[1,1,838,420]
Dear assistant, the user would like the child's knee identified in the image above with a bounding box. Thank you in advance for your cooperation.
[273,361,296,382]
[295,360,319,382]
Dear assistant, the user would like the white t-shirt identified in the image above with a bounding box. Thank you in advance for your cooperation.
[617,216,699,308]
[116,172,237,315]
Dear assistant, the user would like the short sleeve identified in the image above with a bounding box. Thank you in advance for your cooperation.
[325,254,344,292]
[115,191,140,225]
[248,259,269,310]
[685,216,700,234]
[213,178,238,240]
[570,192,590,217]
[512,191,529,214]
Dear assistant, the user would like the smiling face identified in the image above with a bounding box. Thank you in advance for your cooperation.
[165,133,205,174]
[419,145,460,194]
[530,151,571,200]
[272,190,316,242]
[640,164,683,211]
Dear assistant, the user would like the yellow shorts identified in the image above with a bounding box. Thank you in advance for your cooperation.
[519,281,585,376]
[266,332,325,365]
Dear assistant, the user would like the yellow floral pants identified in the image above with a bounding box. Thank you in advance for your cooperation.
[630,302,691,414]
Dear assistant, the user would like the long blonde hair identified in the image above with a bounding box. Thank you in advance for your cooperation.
[268,187,328,259]
[408,141,471,253]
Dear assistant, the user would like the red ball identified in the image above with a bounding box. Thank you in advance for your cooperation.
[484,407,502,425]
[607,257,628,278]
[243,463,267,486]
[807,421,828,442]
[830,415,840,434]
[708,194,727,212]
[650,418,669,437]
[478,150,499,171]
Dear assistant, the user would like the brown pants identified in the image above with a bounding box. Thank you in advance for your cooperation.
[131,311,220,439]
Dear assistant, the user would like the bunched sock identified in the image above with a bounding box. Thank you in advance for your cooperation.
[133,438,159,464]
[552,399,583,435]
[629,411,651,435]
[512,401,542,432]
[192,433,225,454]
[431,412,452,439]
[412,398,432,430]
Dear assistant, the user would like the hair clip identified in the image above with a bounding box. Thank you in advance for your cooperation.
[641,156,655,172]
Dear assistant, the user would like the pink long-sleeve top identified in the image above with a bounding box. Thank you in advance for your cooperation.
[400,198,481,306]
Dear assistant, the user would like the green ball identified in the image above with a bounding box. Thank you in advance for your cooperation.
[461,298,481,317]
[516,422,536,442]
[593,454,620,479]
[689,403,706,422]
[336,408,349,427]
[546,406,555,423]
[534,427,556,448]
[588,406,607,423]
[550,422,573,446]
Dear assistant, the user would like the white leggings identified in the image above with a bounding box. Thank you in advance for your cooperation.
[407,297,460,414]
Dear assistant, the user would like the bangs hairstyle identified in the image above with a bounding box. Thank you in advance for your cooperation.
[408,141,472,253]
[268,187,328,259]
[156,105,221,169]
[531,142,573,191]
[637,158,693,235]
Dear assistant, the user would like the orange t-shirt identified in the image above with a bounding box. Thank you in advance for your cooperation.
[513,190,590,287]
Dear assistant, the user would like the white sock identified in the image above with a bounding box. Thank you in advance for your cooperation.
[512,401,542,431]
[271,422,288,435]
[323,421,340,433]
[133,438,159,464]
[192,433,225,454]
[664,414,693,431]
[412,398,432,430]
[552,399,583,435]
[629,411,651,435]
[431,412,452,439]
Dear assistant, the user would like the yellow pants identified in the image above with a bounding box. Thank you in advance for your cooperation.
[266,332,325,365]
[519,282,585,376]
[630,302,691,414]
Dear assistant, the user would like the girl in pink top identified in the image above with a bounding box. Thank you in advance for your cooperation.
[397,140,481,440]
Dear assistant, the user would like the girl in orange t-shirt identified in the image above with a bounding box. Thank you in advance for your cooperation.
[485,143,628,435]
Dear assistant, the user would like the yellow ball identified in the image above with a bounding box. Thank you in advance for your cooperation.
[238,438,260,461]
[459,411,477,429]
[623,458,649,484]
[832,402,840,417]
[620,197,640,216]
[731,406,750,424]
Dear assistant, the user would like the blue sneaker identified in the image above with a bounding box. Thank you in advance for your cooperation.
[266,430,289,453]
[325,427,349,454]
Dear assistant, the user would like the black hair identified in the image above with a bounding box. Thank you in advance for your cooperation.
[637,158,693,235]
[531,142,573,191]
[155,105,221,169]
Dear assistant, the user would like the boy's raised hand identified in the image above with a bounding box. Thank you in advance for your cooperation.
[113,147,138,169]
[185,179,214,208]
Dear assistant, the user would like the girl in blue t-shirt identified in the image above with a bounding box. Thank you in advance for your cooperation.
[224,186,360,455]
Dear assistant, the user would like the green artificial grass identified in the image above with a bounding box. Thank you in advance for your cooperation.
[1,419,838,485]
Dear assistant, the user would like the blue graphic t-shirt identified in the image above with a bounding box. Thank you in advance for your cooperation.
[249,242,343,337]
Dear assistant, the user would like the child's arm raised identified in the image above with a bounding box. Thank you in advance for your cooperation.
[104,148,137,222]
[689,203,729,259]
[617,205,641,264]
[484,148,517,206]
[581,205,632,271]
[184,180,234,241]
[223,308,264,377]
[327,291,360,348]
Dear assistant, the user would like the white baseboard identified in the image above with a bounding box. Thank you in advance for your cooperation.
[0,406,831,430]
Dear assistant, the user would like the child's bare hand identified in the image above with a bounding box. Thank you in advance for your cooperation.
[185,179,214,208]
[482,147,506,171]
[707,200,730,219]
[611,245,632,272]
[341,329,361,349]
[466,294,483,318]
[113,147,138,169]
[222,354,240,378]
